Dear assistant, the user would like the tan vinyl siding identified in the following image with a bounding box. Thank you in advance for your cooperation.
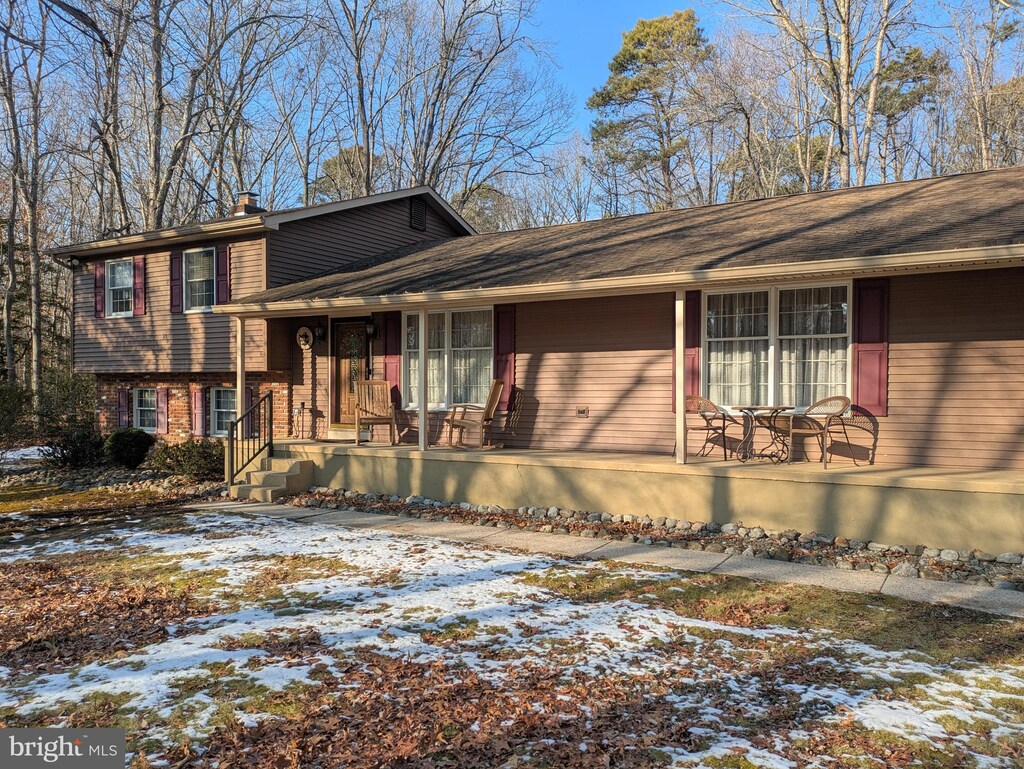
[283,316,331,439]
[500,294,675,454]
[72,235,267,373]
[265,198,464,287]
[871,267,1024,469]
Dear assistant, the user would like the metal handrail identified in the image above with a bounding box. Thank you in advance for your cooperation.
[227,391,273,485]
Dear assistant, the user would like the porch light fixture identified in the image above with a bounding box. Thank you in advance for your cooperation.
[365,321,378,339]
[313,324,327,341]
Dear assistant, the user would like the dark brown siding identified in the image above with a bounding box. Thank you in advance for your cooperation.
[871,267,1024,469]
[500,294,675,453]
[72,235,267,374]
[265,198,464,287]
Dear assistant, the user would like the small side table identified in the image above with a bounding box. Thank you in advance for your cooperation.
[734,406,794,463]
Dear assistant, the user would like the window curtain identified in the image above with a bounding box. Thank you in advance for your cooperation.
[778,287,848,407]
[706,291,769,406]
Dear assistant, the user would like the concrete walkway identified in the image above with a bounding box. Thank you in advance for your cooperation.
[189,500,1024,619]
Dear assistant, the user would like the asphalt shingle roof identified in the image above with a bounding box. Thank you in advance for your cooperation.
[236,167,1024,305]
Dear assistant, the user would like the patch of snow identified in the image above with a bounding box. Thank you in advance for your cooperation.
[2,446,44,462]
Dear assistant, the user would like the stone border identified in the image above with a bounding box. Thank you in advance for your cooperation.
[289,487,1024,591]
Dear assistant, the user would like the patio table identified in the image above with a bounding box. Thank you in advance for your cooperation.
[733,405,795,463]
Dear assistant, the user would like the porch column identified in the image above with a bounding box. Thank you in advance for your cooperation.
[675,291,687,464]
[417,309,429,451]
[235,316,246,404]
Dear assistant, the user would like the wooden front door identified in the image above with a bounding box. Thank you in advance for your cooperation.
[333,322,368,425]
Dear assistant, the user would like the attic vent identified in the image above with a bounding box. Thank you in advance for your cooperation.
[409,198,427,231]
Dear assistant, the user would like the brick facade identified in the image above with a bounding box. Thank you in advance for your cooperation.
[95,372,292,443]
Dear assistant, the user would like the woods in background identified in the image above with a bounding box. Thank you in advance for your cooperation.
[2,0,1024,427]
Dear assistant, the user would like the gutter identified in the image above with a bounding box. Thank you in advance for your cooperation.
[46,216,270,259]
[213,242,1024,318]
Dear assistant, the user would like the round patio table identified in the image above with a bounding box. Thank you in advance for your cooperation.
[733,405,794,463]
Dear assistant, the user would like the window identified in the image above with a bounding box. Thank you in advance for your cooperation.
[210,388,237,436]
[778,286,849,407]
[404,309,493,408]
[106,258,134,317]
[704,284,850,409]
[134,388,157,432]
[706,291,770,407]
[184,247,216,311]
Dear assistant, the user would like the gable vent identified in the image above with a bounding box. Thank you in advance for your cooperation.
[409,198,427,231]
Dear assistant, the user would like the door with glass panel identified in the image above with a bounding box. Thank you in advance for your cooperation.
[332,322,368,426]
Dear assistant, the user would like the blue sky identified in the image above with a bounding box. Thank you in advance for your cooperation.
[532,0,728,135]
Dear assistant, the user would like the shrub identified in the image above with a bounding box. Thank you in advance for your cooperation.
[151,439,225,481]
[42,372,96,432]
[103,428,156,469]
[42,426,105,469]
[0,381,33,460]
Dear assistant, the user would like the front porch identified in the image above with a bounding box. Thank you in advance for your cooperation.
[268,439,1024,554]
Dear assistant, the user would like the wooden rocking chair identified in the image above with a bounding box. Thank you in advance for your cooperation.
[444,379,504,449]
[354,379,398,446]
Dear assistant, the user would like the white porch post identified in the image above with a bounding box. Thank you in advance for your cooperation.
[235,316,246,404]
[417,309,429,451]
[675,290,687,464]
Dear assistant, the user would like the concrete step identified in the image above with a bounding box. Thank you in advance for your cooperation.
[229,457,316,502]
[229,483,288,502]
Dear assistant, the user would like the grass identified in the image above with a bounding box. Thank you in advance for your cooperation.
[520,565,1024,665]
[43,549,228,597]
[0,484,167,517]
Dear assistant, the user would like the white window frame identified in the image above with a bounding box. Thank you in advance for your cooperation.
[210,387,237,437]
[105,257,134,317]
[133,387,157,433]
[402,307,494,410]
[701,281,853,412]
[183,246,217,313]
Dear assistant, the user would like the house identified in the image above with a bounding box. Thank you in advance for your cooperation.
[52,168,1024,553]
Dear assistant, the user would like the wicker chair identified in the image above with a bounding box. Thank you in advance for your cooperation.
[684,395,731,460]
[354,380,398,446]
[786,395,851,468]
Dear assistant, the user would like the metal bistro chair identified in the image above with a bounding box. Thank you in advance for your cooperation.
[445,379,504,449]
[685,395,731,461]
[354,380,398,446]
[787,395,852,469]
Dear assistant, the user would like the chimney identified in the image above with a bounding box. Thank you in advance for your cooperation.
[229,190,266,217]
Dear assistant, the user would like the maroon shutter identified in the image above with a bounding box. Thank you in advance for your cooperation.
[170,251,183,313]
[853,278,889,416]
[383,311,402,406]
[94,261,105,318]
[156,387,168,434]
[132,255,146,316]
[215,245,230,304]
[192,387,207,437]
[683,290,702,401]
[117,388,130,428]
[493,304,515,411]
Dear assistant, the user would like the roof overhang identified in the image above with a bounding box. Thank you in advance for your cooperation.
[46,186,474,259]
[47,217,269,259]
[215,242,1024,319]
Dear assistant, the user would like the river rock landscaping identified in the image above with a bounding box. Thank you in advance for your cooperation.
[0,462,226,499]
[290,487,1024,591]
